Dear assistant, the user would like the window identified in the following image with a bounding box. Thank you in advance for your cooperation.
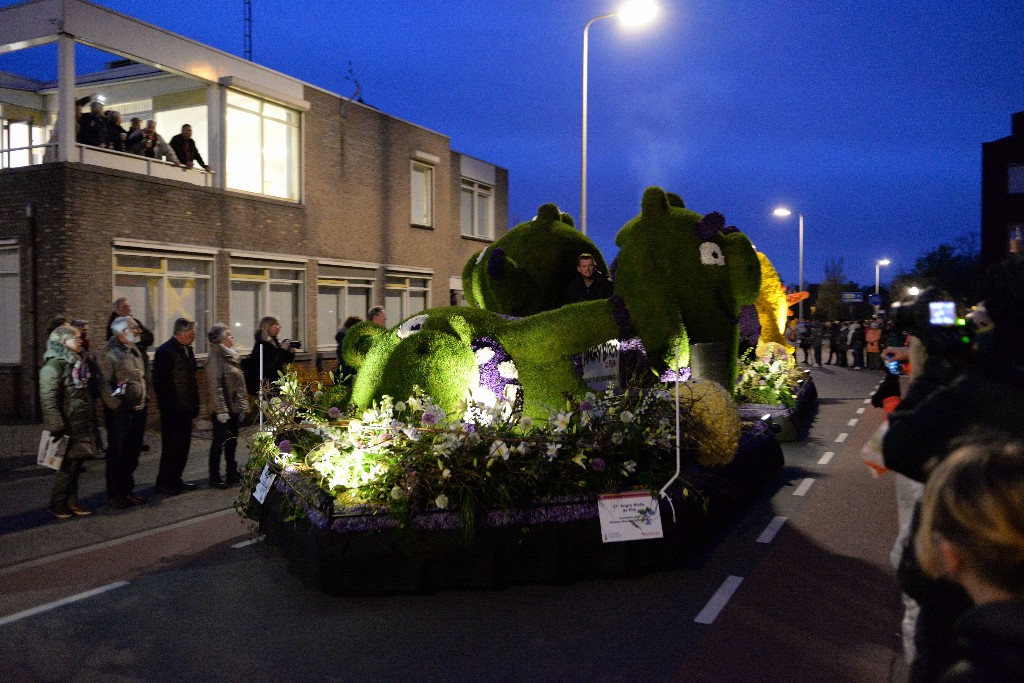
[1010,224,1024,256]
[0,246,19,363]
[225,91,300,201]
[385,273,431,324]
[316,265,375,349]
[155,105,208,164]
[1,119,46,168]
[460,179,494,239]
[1009,164,1024,195]
[230,260,305,350]
[112,250,213,354]
[411,161,434,227]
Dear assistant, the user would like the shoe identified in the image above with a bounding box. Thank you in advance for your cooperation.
[108,496,133,509]
[68,503,93,517]
[156,485,181,496]
[178,482,197,491]
[48,506,74,520]
[209,478,228,490]
[225,472,241,485]
[126,494,146,505]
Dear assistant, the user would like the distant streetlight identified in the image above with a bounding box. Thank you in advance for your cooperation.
[772,207,805,321]
[581,0,659,235]
[908,286,921,296]
[875,259,891,295]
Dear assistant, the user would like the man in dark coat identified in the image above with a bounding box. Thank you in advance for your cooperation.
[564,253,613,304]
[168,124,211,171]
[152,318,200,495]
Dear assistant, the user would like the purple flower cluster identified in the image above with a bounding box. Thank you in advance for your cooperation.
[695,211,725,240]
[487,248,506,279]
[470,336,522,413]
[609,294,631,337]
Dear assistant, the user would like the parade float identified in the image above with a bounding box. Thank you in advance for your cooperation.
[239,187,814,594]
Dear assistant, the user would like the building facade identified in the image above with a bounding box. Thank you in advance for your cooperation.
[0,0,508,418]
[981,111,1024,268]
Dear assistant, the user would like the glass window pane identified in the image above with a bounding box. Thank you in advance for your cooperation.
[461,188,473,236]
[263,118,298,200]
[476,194,491,238]
[270,268,301,281]
[347,287,370,322]
[155,105,209,165]
[0,249,18,272]
[226,107,262,194]
[409,289,427,315]
[385,292,403,325]
[410,278,428,289]
[116,254,163,272]
[1009,165,1024,195]
[167,277,209,353]
[269,283,299,341]
[0,253,19,363]
[230,281,262,349]
[317,286,341,348]
[167,258,210,275]
[226,90,260,112]
[114,274,160,337]
[411,164,432,226]
[232,266,266,278]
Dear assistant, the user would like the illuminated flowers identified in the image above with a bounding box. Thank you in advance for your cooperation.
[278,439,292,454]
[435,493,449,510]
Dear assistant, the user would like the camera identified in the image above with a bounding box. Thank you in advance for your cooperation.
[890,286,972,366]
[284,339,301,350]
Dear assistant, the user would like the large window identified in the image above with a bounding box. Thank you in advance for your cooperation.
[226,91,300,201]
[1,119,46,168]
[317,265,375,349]
[112,250,213,354]
[385,273,431,324]
[0,246,19,363]
[1009,164,1024,195]
[230,260,305,350]
[460,179,494,239]
[411,161,434,227]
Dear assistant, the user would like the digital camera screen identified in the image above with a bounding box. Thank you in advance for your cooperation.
[929,301,956,326]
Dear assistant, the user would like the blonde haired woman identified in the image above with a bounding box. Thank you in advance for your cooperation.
[914,436,1024,682]
[253,315,296,387]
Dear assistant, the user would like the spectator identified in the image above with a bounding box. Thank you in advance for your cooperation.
[45,315,70,338]
[128,119,179,165]
[334,315,362,383]
[913,437,1024,682]
[76,101,109,148]
[105,297,154,452]
[834,321,850,367]
[253,315,296,385]
[105,110,129,153]
[39,325,100,519]
[205,324,247,489]
[865,320,884,370]
[152,318,199,496]
[368,306,387,328]
[169,124,212,172]
[564,253,613,304]
[847,319,866,369]
[97,316,148,509]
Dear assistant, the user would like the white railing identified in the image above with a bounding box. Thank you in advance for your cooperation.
[1,142,214,188]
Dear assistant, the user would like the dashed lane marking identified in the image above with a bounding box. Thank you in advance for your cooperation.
[835,432,849,443]
[232,538,261,549]
[756,516,787,544]
[694,575,744,624]
[863,399,871,404]
[848,418,859,427]
[856,407,865,414]
[0,581,130,627]
[793,478,814,496]
[818,451,835,465]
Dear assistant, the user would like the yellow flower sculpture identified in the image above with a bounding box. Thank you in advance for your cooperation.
[676,378,740,467]
[754,252,793,357]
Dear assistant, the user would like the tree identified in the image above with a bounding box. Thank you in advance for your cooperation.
[814,257,847,321]
[905,234,982,307]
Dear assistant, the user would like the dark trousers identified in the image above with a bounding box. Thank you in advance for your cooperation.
[812,344,822,365]
[851,346,865,368]
[836,348,848,366]
[106,407,146,498]
[209,413,240,481]
[156,410,194,489]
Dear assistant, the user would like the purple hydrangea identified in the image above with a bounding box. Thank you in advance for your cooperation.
[695,212,725,240]
[278,439,292,453]
[327,406,341,419]
[609,295,631,336]
[591,457,606,473]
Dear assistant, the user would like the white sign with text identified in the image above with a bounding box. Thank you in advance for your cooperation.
[582,339,620,390]
[598,491,664,543]
[253,465,277,504]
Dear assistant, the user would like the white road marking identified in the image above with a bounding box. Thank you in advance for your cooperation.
[863,399,871,404]
[848,418,859,427]
[793,478,815,496]
[0,581,130,627]
[695,575,744,624]
[818,451,835,465]
[856,407,865,414]
[756,516,787,544]
[232,538,262,549]
[835,432,849,443]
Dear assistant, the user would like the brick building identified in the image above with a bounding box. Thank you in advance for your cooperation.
[0,0,508,418]
[981,111,1024,268]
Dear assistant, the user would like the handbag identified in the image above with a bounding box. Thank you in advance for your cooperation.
[37,430,69,470]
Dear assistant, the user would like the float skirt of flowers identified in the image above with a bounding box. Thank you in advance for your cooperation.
[252,422,783,595]
[738,373,818,442]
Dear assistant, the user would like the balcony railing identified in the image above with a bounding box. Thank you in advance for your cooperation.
[1,142,214,188]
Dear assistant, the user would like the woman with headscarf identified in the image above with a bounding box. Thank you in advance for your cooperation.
[205,323,248,488]
[39,325,101,519]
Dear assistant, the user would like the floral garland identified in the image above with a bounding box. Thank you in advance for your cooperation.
[733,345,808,408]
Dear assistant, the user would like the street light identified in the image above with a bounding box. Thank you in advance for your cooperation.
[772,207,805,321]
[908,286,921,297]
[581,0,658,235]
[874,259,890,295]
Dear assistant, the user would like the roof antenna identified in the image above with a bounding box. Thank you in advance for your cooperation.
[243,0,253,61]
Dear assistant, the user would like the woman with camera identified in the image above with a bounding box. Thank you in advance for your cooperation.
[252,315,297,388]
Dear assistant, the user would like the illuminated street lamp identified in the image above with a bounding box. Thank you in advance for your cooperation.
[908,286,921,296]
[580,0,658,235]
[875,259,890,295]
[772,207,804,321]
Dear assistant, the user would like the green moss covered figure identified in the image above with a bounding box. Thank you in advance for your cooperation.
[613,187,761,387]
[462,204,609,316]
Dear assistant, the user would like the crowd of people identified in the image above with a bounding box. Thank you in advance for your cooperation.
[784,317,903,370]
[74,97,212,171]
[37,299,366,518]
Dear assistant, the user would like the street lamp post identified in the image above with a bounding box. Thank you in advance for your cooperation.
[875,258,890,313]
[581,0,658,235]
[772,207,805,321]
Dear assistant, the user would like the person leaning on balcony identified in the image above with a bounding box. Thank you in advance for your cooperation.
[105,110,129,153]
[128,120,180,165]
[169,124,212,172]
[76,100,110,148]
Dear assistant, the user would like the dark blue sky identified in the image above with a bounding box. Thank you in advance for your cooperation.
[3,0,1022,293]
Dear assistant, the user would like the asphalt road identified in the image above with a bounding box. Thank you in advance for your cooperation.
[0,366,903,682]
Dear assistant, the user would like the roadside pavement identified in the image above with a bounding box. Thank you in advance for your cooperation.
[0,417,254,570]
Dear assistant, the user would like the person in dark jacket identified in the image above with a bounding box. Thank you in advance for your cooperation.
[152,318,200,495]
[205,324,247,489]
[39,325,100,519]
[169,124,212,172]
[913,438,1024,683]
[334,315,362,383]
[564,253,613,304]
[76,100,109,148]
[253,315,296,387]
